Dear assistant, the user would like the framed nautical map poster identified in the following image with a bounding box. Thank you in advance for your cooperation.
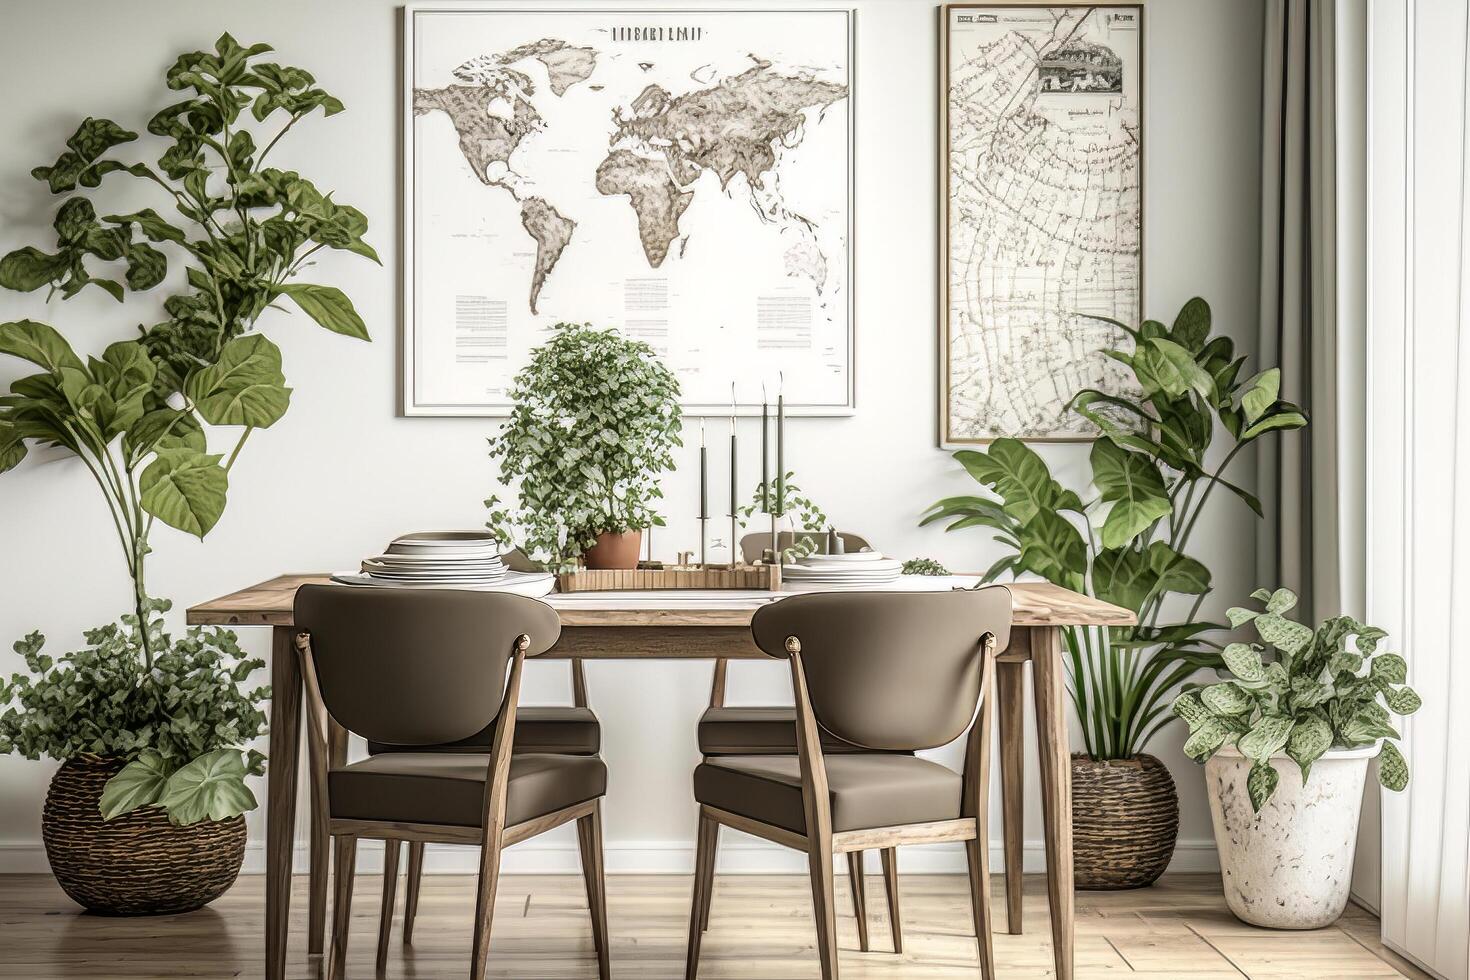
[940,4,1143,445]
[402,6,855,416]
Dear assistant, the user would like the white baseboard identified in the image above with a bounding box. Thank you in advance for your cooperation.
[0,836,1220,876]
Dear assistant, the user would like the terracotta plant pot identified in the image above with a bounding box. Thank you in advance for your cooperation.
[1071,753,1179,889]
[582,529,643,569]
[42,755,246,915]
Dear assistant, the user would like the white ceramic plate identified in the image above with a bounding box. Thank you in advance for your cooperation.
[795,552,886,563]
[367,551,504,564]
[386,531,501,555]
[331,571,554,597]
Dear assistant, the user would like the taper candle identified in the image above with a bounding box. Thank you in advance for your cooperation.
[761,385,770,512]
[698,419,708,521]
[729,383,738,519]
[775,375,785,517]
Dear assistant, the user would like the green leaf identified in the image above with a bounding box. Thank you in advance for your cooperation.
[185,334,292,428]
[1201,681,1253,716]
[1090,439,1170,549]
[104,208,187,244]
[0,320,85,373]
[0,427,28,474]
[1182,718,1230,760]
[1238,715,1293,762]
[1253,612,1314,655]
[139,448,228,538]
[0,247,68,292]
[269,282,370,340]
[1226,605,1259,628]
[1239,369,1281,425]
[1285,715,1332,782]
[124,408,204,458]
[1378,741,1410,792]
[1264,587,1297,613]
[157,748,258,825]
[954,439,1080,523]
[124,243,167,291]
[1138,337,1216,400]
[1222,643,1267,684]
[1247,761,1280,812]
[1383,685,1423,715]
[99,750,171,819]
[1242,410,1308,440]
[1369,653,1407,688]
[1171,297,1212,352]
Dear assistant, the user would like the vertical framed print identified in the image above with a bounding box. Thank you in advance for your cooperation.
[403,6,855,417]
[940,4,1143,445]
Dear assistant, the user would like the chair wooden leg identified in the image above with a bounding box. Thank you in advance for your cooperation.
[880,848,902,954]
[329,836,357,980]
[403,841,424,946]
[308,780,329,957]
[469,829,505,980]
[698,817,719,932]
[966,835,996,979]
[377,839,401,974]
[577,802,612,980]
[808,839,840,980]
[685,811,717,979]
[846,851,870,952]
[997,659,1026,935]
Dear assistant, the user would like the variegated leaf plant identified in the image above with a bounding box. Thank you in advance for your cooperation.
[1172,587,1419,811]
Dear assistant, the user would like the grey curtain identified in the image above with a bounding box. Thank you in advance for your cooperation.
[1256,0,1348,623]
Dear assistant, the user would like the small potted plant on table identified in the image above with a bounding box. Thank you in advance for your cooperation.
[1173,587,1418,928]
[488,322,682,569]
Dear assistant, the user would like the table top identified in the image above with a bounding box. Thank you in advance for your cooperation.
[186,573,1135,628]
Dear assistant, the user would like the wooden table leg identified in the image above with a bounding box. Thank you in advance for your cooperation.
[266,625,304,980]
[996,659,1026,935]
[1030,626,1074,980]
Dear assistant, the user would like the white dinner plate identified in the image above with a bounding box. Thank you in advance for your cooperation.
[331,571,554,597]
[386,531,502,555]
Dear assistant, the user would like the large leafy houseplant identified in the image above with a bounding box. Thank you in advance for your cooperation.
[487,323,681,570]
[922,298,1308,761]
[1172,587,1418,811]
[0,34,375,824]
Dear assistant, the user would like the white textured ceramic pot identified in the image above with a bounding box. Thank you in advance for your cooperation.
[1205,742,1377,929]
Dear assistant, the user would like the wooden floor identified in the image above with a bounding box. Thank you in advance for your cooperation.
[0,872,1426,979]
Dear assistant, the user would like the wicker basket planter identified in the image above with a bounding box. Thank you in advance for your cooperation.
[42,755,246,915]
[1071,753,1179,890]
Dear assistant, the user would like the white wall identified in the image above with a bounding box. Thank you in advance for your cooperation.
[0,0,1265,875]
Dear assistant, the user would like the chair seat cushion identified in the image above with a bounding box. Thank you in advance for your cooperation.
[698,706,878,755]
[330,752,606,828]
[367,706,601,756]
[693,754,962,834]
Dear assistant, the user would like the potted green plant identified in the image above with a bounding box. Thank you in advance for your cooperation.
[0,34,375,914]
[737,469,831,561]
[921,297,1308,888]
[1172,588,1417,928]
[488,323,681,570]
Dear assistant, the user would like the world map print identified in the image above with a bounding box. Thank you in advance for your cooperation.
[943,6,1142,443]
[405,10,853,415]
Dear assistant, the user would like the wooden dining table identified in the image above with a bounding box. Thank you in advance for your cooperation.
[188,574,1133,980]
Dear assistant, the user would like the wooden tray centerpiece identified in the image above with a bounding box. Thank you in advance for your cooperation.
[556,562,781,593]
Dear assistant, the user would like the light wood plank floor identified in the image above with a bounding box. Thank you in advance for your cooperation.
[0,872,1426,979]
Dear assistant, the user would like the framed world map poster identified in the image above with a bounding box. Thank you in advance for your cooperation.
[403,6,855,416]
[940,4,1143,445]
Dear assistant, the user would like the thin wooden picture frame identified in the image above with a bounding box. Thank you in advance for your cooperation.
[938,3,1145,447]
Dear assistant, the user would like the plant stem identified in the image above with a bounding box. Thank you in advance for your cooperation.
[224,427,253,472]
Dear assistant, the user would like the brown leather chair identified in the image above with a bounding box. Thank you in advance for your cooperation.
[685,587,1011,980]
[294,586,611,980]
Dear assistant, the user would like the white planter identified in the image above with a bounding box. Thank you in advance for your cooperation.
[1205,742,1377,929]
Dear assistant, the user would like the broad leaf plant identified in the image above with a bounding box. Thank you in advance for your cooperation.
[0,35,375,823]
[1172,587,1418,811]
[922,298,1308,760]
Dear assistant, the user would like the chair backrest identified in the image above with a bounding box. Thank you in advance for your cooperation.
[739,530,870,563]
[749,586,1012,751]
[294,585,561,747]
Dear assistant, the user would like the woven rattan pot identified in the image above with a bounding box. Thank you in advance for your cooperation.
[42,755,246,915]
[1072,753,1179,890]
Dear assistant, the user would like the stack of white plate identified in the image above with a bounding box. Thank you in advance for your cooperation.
[330,531,554,596]
[782,551,903,588]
